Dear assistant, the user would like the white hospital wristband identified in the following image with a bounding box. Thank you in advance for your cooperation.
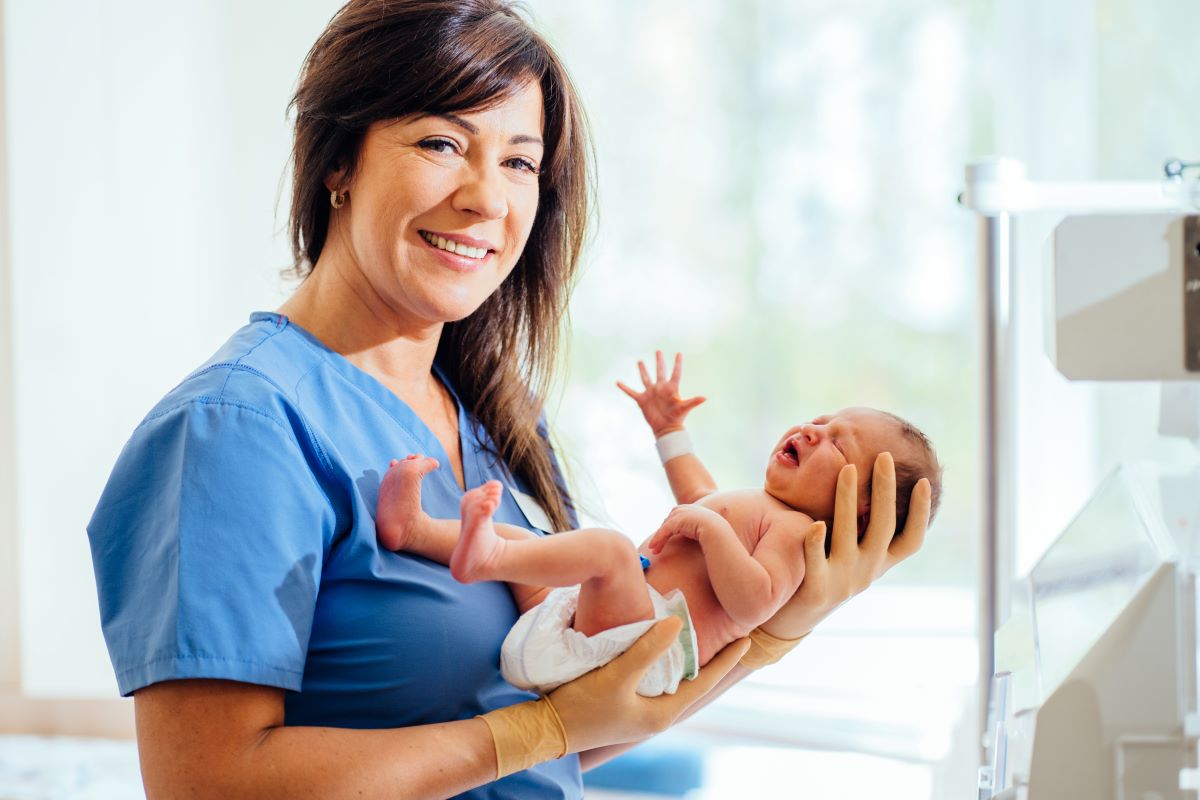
[655,429,694,464]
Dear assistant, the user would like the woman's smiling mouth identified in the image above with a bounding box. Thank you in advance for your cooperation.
[419,230,495,261]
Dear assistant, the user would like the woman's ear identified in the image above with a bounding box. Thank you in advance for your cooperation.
[325,164,352,209]
[324,160,350,194]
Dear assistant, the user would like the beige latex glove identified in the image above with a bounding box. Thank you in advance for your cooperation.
[749,451,932,652]
[551,616,749,754]
[481,616,749,777]
[740,626,812,670]
[479,696,569,778]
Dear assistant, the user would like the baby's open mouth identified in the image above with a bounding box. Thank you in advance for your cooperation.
[778,439,799,466]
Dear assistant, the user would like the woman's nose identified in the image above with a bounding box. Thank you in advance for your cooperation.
[453,165,508,220]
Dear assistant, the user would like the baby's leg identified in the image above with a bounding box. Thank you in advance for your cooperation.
[454,482,654,636]
[377,456,539,562]
[377,455,442,553]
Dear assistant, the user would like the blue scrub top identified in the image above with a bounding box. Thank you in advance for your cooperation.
[87,312,582,799]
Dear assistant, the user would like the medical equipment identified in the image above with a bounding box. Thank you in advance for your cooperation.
[962,158,1200,799]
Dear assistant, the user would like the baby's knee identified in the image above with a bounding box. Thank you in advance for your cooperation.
[588,529,640,569]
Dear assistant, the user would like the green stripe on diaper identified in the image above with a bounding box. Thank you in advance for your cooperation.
[663,595,700,680]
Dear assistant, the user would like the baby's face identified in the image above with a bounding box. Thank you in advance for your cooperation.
[763,407,905,520]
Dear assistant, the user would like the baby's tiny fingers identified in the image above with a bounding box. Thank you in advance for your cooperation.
[668,352,684,388]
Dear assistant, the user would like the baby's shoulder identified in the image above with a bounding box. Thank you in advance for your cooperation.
[760,500,815,534]
[695,488,762,516]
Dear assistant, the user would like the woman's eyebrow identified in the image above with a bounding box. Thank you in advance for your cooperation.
[509,133,544,147]
[426,113,544,147]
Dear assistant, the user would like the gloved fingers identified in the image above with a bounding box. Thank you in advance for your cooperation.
[608,616,683,689]
[548,616,688,754]
[860,451,897,554]
[662,635,750,716]
[829,463,860,562]
[887,477,931,566]
[803,521,828,578]
[798,521,831,610]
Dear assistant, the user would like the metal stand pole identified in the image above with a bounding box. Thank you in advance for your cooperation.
[978,211,1011,761]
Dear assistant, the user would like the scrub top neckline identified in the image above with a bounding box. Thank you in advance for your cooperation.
[249,311,482,493]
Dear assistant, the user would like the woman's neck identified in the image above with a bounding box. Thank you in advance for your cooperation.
[278,253,443,395]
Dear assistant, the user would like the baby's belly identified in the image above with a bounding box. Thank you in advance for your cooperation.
[640,541,747,667]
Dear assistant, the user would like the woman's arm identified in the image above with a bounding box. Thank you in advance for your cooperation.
[580,452,932,772]
[136,680,499,799]
[136,618,749,800]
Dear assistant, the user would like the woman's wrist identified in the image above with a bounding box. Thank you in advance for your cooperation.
[739,626,810,669]
[478,696,568,779]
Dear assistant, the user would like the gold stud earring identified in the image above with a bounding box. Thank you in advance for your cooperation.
[330,189,347,209]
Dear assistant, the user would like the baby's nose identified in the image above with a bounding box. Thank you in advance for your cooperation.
[799,424,822,443]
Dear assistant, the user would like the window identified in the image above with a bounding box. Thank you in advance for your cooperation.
[530,1,984,793]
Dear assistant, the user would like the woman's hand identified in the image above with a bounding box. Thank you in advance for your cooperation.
[760,451,931,640]
[549,617,749,754]
[616,351,706,437]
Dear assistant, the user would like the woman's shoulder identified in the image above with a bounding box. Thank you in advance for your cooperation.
[143,312,319,433]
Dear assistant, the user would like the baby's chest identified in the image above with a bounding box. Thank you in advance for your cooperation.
[698,493,769,550]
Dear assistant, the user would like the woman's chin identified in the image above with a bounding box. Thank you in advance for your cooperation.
[419,296,497,326]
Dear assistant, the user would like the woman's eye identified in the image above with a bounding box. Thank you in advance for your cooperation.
[505,156,541,175]
[418,137,459,154]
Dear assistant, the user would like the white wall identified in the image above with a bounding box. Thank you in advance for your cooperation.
[3,0,341,697]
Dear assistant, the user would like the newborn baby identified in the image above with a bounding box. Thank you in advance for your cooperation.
[377,352,941,696]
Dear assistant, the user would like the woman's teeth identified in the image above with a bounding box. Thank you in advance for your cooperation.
[421,231,488,260]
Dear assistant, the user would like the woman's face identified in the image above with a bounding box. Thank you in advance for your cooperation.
[331,81,545,326]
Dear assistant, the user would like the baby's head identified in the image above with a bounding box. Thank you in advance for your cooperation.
[763,407,943,537]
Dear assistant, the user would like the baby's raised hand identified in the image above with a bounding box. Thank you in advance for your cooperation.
[616,351,706,437]
[647,504,723,553]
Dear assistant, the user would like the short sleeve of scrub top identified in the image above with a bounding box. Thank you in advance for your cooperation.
[87,312,583,800]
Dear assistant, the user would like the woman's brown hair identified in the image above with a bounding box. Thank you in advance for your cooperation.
[288,0,590,531]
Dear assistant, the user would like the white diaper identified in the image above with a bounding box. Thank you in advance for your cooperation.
[500,585,700,697]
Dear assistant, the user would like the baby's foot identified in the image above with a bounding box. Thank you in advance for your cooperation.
[377,455,439,551]
[449,481,506,583]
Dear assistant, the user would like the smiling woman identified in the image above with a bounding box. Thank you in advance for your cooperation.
[284,94,545,336]
[282,3,589,530]
[82,1,926,798]
[85,2,759,798]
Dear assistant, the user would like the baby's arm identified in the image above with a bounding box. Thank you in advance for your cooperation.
[617,351,716,504]
[646,506,809,628]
